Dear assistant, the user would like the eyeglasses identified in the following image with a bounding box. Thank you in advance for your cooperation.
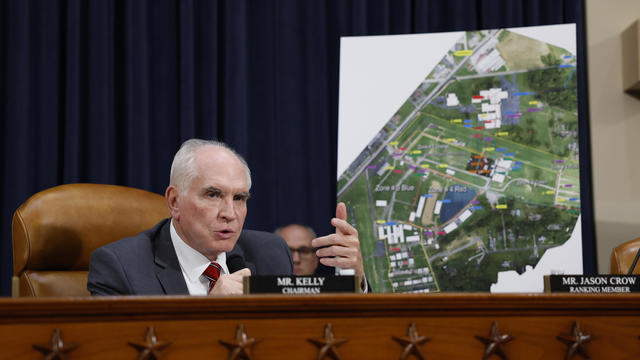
[288,246,315,256]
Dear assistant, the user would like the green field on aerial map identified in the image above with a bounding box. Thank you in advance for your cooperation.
[338,28,580,293]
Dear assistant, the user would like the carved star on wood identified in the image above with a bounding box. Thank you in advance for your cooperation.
[392,322,430,360]
[32,328,79,360]
[307,323,349,360]
[556,321,593,360]
[218,324,261,360]
[474,321,514,360]
[127,326,172,360]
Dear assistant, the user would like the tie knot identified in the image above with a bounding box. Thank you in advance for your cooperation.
[203,262,222,284]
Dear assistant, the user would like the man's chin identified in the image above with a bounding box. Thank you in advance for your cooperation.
[209,236,240,255]
[295,268,313,276]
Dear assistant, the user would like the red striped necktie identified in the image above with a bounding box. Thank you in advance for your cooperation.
[203,262,222,293]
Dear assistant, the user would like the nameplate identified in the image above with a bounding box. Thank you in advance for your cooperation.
[544,275,640,293]
[243,275,359,295]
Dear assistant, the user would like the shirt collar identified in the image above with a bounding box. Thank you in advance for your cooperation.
[170,219,227,285]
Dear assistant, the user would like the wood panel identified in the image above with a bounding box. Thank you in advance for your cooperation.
[1,293,639,359]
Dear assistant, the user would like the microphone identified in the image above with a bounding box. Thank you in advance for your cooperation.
[627,248,640,275]
[227,254,247,273]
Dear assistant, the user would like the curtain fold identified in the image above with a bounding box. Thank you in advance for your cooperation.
[0,0,584,295]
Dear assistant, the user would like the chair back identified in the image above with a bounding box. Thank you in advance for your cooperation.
[12,183,168,297]
[610,237,640,275]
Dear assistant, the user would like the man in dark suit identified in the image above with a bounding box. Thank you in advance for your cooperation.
[88,139,365,295]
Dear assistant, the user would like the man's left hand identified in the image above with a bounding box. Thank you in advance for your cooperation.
[312,202,365,280]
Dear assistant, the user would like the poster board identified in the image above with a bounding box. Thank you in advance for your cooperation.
[337,24,594,293]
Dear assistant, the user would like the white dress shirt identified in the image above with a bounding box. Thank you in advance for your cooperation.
[170,220,230,295]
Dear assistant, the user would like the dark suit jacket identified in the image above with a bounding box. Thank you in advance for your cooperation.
[87,218,293,295]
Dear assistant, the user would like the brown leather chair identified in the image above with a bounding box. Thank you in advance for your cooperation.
[12,183,168,297]
[610,237,640,275]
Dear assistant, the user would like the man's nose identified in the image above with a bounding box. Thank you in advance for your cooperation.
[291,251,301,263]
[218,197,236,220]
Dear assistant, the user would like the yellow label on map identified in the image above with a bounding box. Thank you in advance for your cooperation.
[390,141,399,146]
[376,220,386,224]
[485,147,495,151]
[386,166,395,170]
[445,138,455,142]
[497,132,509,136]
[529,101,538,105]
[437,164,448,168]
[411,150,421,154]
[558,198,567,202]
[544,190,555,195]
[451,119,462,123]
[496,204,508,209]
[454,50,473,56]
[420,164,430,168]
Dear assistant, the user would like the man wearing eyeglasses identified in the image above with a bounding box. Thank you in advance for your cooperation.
[275,224,319,276]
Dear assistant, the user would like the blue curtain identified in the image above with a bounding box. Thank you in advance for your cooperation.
[0,0,586,296]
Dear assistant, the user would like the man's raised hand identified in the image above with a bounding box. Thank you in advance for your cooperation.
[311,202,365,279]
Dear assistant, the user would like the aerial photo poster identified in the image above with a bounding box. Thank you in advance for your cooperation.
[337,24,583,293]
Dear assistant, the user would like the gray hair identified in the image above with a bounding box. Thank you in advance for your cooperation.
[169,138,252,192]
[274,224,317,238]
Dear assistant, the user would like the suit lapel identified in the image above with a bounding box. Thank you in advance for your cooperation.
[153,220,190,295]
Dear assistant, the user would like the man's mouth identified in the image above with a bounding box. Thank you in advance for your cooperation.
[215,229,235,239]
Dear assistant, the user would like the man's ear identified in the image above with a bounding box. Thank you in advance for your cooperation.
[165,185,180,220]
